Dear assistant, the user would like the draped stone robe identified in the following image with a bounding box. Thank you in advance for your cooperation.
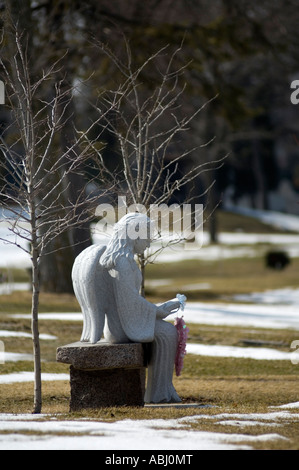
[103,255,180,404]
[72,244,180,404]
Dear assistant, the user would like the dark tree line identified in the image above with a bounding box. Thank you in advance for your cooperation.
[1,0,299,291]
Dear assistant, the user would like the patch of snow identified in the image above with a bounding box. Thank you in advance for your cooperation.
[0,330,57,340]
[0,413,49,421]
[219,232,299,245]
[273,402,299,409]
[181,301,299,330]
[181,282,211,291]
[0,223,31,269]
[218,420,280,427]
[210,411,299,421]
[0,283,30,295]
[155,243,257,262]
[0,414,287,450]
[3,352,34,362]
[10,289,299,331]
[186,343,298,361]
[2,206,299,269]
[3,224,299,270]
[10,313,82,321]
[0,372,69,384]
[234,288,299,305]
[224,206,299,233]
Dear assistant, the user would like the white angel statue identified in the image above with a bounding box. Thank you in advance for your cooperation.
[72,212,181,403]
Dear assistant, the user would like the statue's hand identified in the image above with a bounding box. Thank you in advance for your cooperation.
[156,300,180,319]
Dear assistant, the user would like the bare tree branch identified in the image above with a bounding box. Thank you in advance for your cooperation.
[0,27,114,413]
[84,41,224,294]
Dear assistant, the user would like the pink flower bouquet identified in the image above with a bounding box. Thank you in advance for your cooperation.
[174,315,189,377]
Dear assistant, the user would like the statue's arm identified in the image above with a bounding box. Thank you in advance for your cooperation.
[111,257,157,342]
[156,300,181,319]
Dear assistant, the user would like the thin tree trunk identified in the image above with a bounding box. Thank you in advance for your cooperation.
[31,260,42,414]
[31,209,42,413]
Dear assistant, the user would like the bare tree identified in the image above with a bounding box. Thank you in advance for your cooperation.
[88,41,225,291]
[0,30,106,413]
[0,29,224,412]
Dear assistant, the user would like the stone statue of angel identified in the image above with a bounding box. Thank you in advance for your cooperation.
[72,212,182,403]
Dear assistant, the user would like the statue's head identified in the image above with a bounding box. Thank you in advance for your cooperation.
[115,212,154,252]
[100,212,155,268]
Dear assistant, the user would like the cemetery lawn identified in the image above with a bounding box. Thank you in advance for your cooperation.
[145,255,299,302]
[0,252,299,449]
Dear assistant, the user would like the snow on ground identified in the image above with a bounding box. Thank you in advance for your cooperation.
[0,404,297,450]
[1,352,33,362]
[186,343,299,361]
[9,284,299,331]
[0,222,31,269]
[6,291,299,363]
[224,205,299,233]
[0,283,30,295]
[5,284,299,364]
[275,402,299,409]
[207,410,299,429]
[0,372,69,384]
[1,293,298,449]
[1,339,297,367]
[0,330,56,340]
[0,412,291,450]
[2,228,299,265]
[234,287,299,305]
[2,206,299,269]
[182,301,299,330]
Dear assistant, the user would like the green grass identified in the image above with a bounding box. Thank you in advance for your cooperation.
[189,323,296,352]
[145,255,299,301]
[0,267,31,283]
[0,290,81,314]
[214,209,291,234]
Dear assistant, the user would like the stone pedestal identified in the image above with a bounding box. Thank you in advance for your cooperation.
[57,341,146,411]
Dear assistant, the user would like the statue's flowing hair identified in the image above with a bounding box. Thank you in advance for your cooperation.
[100,212,154,269]
[72,213,154,343]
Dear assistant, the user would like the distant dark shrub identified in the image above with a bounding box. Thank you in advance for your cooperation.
[265,251,290,270]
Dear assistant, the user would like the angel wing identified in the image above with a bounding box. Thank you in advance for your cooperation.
[72,244,107,343]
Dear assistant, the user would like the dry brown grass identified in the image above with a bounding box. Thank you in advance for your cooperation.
[1,370,298,450]
[0,241,299,449]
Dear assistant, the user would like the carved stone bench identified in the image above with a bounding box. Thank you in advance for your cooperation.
[56,341,146,411]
